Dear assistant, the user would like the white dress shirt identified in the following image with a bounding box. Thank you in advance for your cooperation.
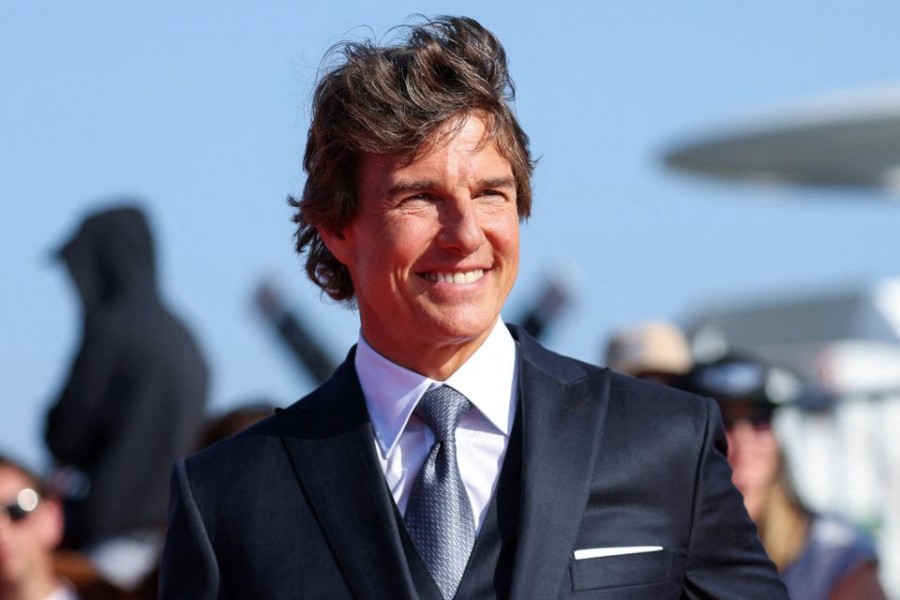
[45,582,80,600]
[355,319,518,533]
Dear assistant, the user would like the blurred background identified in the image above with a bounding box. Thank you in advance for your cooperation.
[3,2,900,596]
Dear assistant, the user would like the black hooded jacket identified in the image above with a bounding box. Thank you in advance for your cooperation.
[46,206,209,549]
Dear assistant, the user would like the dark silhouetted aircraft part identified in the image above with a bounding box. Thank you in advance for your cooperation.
[256,271,569,380]
[255,281,337,384]
[517,275,569,340]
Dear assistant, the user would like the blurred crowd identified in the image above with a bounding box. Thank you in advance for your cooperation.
[1,205,891,599]
[606,321,887,599]
[2,206,274,600]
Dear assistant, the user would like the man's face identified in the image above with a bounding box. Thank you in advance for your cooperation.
[0,467,61,588]
[322,114,520,377]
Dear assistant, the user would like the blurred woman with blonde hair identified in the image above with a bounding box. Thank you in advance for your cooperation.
[680,356,886,600]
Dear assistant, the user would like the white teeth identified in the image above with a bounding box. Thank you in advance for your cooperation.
[463,270,483,283]
[424,269,484,284]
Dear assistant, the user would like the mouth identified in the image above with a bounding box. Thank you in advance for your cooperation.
[420,269,485,284]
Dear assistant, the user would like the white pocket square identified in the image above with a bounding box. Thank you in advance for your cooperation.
[573,545,664,560]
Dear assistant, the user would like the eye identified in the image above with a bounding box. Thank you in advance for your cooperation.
[397,192,438,212]
[475,188,510,205]
[401,192,433,204]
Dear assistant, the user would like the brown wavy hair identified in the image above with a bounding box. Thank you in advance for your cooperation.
[289,15,534,302]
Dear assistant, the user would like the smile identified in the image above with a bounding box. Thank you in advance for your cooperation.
[421,269,485,284]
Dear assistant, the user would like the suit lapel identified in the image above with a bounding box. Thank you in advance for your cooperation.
[274,353,419,600]
[508,328,612,600]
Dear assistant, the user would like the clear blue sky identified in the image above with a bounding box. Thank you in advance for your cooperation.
[3,2,899,468]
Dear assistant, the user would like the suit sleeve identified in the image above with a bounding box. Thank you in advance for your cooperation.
[682,398,789,599]
[159,459,221,600]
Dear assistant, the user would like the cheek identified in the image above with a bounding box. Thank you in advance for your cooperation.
[729,431,780,479]
[381,216,438,256]
[725,432,741,466]
[352,230,426,290]
[759,437,780,473]
[725,431,757,463]
[503,228,520,257]
[488,214,520,258]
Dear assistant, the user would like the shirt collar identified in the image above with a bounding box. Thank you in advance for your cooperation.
[356,319,518,457]
[45,582,79,600]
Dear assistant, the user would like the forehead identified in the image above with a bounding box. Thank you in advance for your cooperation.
[0,466,32,500]
[358,119,512,194]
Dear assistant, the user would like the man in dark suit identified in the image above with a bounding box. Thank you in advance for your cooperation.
[160,16,788,599]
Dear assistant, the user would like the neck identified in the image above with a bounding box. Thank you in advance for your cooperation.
[362,327,495,380]
[1,574,61,600]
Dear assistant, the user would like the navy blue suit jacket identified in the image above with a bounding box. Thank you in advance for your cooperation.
[159,325,787,598]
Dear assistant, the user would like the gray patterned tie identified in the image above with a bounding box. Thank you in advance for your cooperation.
[404,385,475,600]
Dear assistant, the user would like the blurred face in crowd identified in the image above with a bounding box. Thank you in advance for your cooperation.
[0,466,63,594]
[719,402,780,520]
[321,113,520,378]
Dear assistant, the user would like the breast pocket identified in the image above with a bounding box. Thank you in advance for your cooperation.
[569,547,675,591]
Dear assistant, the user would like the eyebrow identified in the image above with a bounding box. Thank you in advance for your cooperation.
[384,176,516,197]
[480,176,516,190]
[384,179,439,197]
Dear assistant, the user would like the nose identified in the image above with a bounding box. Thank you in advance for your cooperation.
[438,198,485,254]
[725,420,758,456]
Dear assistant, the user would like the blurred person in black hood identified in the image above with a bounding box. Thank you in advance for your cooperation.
[45,205,208,593]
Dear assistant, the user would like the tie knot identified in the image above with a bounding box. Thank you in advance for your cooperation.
[414,385,471,442]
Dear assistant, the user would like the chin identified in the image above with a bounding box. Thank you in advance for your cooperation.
[426,311,496,342]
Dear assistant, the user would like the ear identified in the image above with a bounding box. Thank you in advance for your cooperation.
[317,224,355,266]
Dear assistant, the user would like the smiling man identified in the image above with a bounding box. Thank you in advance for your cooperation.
[321,115,520,380]
[160,16,788,599]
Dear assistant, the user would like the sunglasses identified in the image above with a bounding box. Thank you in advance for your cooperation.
[1,488,40,524]
[719,403,774,431]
